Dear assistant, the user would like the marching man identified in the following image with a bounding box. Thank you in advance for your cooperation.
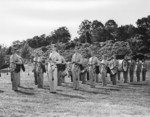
[88,51,100,88]
[47,44,61,93]
[10,47,22,91]
[123,56,129,83]
[100,55,108,86]
[57,51,66,86]
[110,54,119,85]
[71,46,83,90]
[32,53,39,85]
[36,55,45,88]
[141,59,147,81]
[129,57,135,82]
[135,58,142,82]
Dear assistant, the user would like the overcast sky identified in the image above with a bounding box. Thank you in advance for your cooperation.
[0,0,149,46]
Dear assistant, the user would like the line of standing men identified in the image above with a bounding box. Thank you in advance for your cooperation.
[10,44,148,92]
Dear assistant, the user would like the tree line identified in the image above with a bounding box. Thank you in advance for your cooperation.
[5,15,150,55]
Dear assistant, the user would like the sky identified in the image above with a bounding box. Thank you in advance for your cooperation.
[0,0,149,46]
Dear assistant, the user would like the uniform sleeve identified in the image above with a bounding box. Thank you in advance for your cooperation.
[71,54,74,62]
[79,54,83,64]
[96,57,100,65]
[55,53,61,64]
[145,63,148,71]
[49,53,52,59]
[62,56,66,63]
[9,56,13,68]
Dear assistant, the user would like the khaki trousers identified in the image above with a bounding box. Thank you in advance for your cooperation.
[89,67,96,88]
[47,63,58,93]
[11,72,20,90]
[72,64,80,90]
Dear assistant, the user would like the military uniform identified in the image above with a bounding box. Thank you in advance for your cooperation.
[36,57,45,88]
[17,55,24,86]
[88,56,99,88]
[135,61,142,82]
[57,55,66,86]
[129,59,135,82]
[100,60,108,86]
[80,58,89,84]
[141,61,147,81]
[33,56,38,85]
[123,59,129,83]
[48,51,61,93]
[71,52,82,90]
[10,53,22,91]
[110,59,119,85]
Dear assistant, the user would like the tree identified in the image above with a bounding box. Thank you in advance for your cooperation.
[51,27,71,43]
[0,45,7,66]
[136,15,150,53]
[105,19,118,40]
[78,20,92,43]
[116,25,136,41]
[21,42,32,59]
[91,20,104,42]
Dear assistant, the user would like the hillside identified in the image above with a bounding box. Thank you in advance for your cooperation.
[31,41,131,61]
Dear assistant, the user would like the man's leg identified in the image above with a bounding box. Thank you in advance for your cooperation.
[57,70,62,86]
[118,72,120,80]
[34,71,38,85]
[112,74,116,85]
[53,68,58,92]
[72,66,76,90]
[76,69,80,90]
[142,70,146,81]
[137,71,140,82]
[102,72,107,86]
[13,72,19,91]
[130,70,133,82]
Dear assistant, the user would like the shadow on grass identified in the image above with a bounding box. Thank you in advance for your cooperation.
[55,92,86,99]
[79,88,110,95]
[129,82,149,86]
[61,83,109,95]
[0,90,4,93]
[95,87,120,92]
[19,86,34,90]
[15,90,34,95]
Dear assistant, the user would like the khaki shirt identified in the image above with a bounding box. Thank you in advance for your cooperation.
[82,58,89,68]
[100,60,108,73]
[129,60,135,71]
[60,55,66,63]
[141,62,147,71]
[110,59,119,70]
[135,61,142,72]
[89,56,99,65]
[71,53,82,64]
[10,53,21,71]
[49,51,61,64]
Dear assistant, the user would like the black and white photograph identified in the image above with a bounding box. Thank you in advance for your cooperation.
[0,0,150,116]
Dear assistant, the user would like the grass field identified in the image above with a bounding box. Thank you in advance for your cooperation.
[0,65,150,117]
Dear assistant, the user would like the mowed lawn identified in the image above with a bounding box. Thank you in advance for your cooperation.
[0,65,150,117]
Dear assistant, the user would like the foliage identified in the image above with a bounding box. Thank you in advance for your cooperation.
[0,45,8,66]
[21,42,32,59]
